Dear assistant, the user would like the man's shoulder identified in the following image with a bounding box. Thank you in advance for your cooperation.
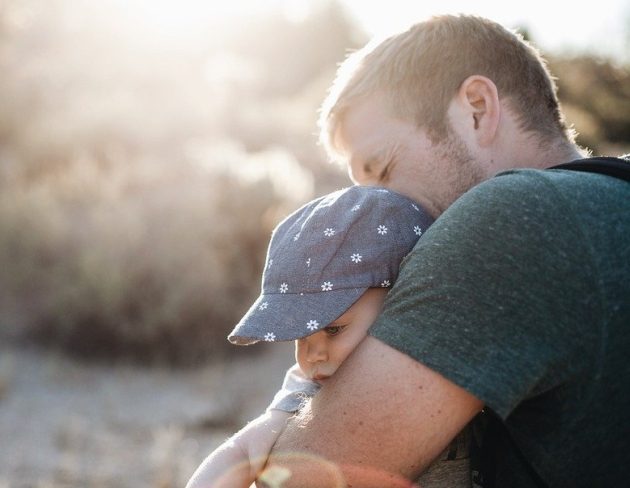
[435,169,566,232]
[420,164,629,282]
[480,165,619,193]
[487,162,629,193]
[450,165,629,224]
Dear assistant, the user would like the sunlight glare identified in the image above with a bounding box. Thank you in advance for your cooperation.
[116,0,288,39]
[281,0,312,23]
[339,0,629,60]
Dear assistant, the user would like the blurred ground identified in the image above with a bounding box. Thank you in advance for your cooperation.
[0,340,295,487]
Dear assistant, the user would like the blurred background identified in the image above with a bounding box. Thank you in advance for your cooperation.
[0,0,628,486]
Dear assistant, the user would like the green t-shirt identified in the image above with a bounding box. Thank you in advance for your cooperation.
[370,167,630,487]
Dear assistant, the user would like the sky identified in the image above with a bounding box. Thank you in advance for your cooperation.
[111,0,629,63]
[338,0,630,61]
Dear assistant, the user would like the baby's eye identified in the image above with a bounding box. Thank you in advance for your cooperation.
[325,325,346,336]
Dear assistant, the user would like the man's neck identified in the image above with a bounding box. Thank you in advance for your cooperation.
[492,137,586,175]
[535,140,586,169]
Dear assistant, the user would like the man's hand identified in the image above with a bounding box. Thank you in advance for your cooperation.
[261,336,483,487]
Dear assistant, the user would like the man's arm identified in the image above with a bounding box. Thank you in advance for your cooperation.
[263,336,483,487]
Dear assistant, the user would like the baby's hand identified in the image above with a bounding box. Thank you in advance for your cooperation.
[242,409,292,477]
[185,409,291,488]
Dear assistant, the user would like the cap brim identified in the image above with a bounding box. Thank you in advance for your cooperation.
[228,287,367,345]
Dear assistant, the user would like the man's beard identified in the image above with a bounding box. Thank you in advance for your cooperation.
[432,129,485,214]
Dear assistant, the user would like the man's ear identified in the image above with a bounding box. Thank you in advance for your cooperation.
[456,75,500,147]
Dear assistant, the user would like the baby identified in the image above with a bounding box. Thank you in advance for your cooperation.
[186,186,470,488]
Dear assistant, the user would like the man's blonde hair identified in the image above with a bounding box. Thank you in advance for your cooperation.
[319,15,573,162]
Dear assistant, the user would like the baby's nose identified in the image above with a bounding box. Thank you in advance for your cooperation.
[306,336,328,362]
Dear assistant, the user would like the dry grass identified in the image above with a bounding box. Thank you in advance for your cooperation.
[0,341,296,487]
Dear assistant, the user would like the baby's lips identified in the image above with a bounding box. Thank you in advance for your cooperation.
[312,374,331,384]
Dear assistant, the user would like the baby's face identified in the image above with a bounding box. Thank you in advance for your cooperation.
[295,288,387,384]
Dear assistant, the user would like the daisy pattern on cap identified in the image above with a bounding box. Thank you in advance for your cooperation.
[227,186,434,347]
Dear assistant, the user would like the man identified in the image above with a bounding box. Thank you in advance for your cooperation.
[263,14,630,488]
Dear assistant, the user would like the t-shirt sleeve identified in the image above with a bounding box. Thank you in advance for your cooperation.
[266,363,321,413]
[369,170,599,419]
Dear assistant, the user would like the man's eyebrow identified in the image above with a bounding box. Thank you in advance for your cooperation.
[377,144,401,183]
[362,157,378,176]
[362,145,395,177]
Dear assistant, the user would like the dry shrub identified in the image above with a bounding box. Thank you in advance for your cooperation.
[0,0,351,366]
[0,146,314,366]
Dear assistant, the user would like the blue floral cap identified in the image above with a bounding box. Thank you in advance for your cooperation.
[228,186,433,345]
